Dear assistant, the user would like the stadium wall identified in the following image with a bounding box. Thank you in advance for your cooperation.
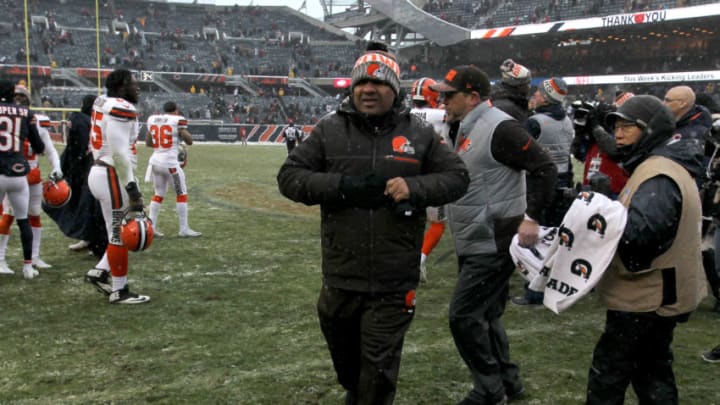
[48,122,312,144]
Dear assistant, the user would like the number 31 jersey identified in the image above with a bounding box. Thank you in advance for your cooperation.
[147,113,187,168]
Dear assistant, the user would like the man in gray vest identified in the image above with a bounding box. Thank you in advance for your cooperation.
[513,77,575,307]
[431,66,556,405]
[525,76,575,224]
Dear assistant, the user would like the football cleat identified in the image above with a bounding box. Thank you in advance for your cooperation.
[0,260,14,275]
[42,178,72,208]
[178,228,202,237]
[32,257,52,269]
[68,240,89,251]
[85,268,112,296]
[109,286,151,304]
[153,228,165,238]
[120,211,154,251]
[23,266,39,280]
[702,346,720,363]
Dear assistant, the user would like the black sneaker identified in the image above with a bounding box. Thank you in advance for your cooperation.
[109,286,151,304]
[511,296,543,307]
[701,345,720,363]
[85,268,112,296]
[507,386,525,402]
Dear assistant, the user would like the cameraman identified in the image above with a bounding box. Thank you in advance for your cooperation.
[571,93,631,198]
[697,94,720,313]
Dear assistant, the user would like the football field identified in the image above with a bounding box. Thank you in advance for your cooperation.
[2,144,719,404]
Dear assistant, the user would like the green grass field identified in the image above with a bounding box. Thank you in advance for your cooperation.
[1,144,719,404]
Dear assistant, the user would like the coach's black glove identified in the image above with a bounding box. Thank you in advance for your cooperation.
[393,200,416,217]
[339,174,389,209]
[125,181,144,211]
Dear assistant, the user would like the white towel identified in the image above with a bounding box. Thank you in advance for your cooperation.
[511,191,628,314]
[510,226,558,283]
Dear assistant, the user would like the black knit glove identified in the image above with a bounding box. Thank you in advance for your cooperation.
[339,174,389,209]
[125,181,144,211]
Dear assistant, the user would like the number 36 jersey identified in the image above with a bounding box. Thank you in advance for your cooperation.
[146,113,187,168]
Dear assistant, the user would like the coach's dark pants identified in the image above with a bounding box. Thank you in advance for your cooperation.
[449,253,522,404]
[587,310,681,405]
[317,284,415,405]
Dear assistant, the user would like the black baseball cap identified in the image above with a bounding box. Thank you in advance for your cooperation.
[605,95,665,129]
[430,65,491,97]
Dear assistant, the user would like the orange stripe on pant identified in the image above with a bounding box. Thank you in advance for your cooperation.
[106,166,124,209]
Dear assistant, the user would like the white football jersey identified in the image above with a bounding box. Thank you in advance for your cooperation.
[90,95,139,184]
[24,113,61,172]
[410,107,446,135]
[147,113,188,168]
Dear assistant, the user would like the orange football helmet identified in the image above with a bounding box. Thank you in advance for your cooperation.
[120,212,154,252]
[42,179,72,208]
[411,77,439,108]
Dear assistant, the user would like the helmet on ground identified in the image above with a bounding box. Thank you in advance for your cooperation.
[411,78,439,108]
[42,179,72,208]
[120,212,154,252]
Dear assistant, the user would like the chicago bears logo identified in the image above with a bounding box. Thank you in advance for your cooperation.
[558,226,574,250]
[391,136,415,155]
[587,214,607,237]
[576,191,595,205]
[571,259,592,279]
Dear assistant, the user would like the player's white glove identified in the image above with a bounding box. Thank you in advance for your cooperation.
[50,169,63,181]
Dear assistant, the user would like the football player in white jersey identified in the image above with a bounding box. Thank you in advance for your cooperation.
[84,69,150,304]
[0,85,62,275]
[410,77,448,283]
[410,77,446,134]
[0,80,46,279]
[144,101,201,238]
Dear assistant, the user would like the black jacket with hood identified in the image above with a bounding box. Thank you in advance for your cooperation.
[615,99,704,272]
[277,96,469,293]
[489,82,530,122]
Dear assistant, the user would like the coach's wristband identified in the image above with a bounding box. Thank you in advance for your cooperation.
[523,214,537,223]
